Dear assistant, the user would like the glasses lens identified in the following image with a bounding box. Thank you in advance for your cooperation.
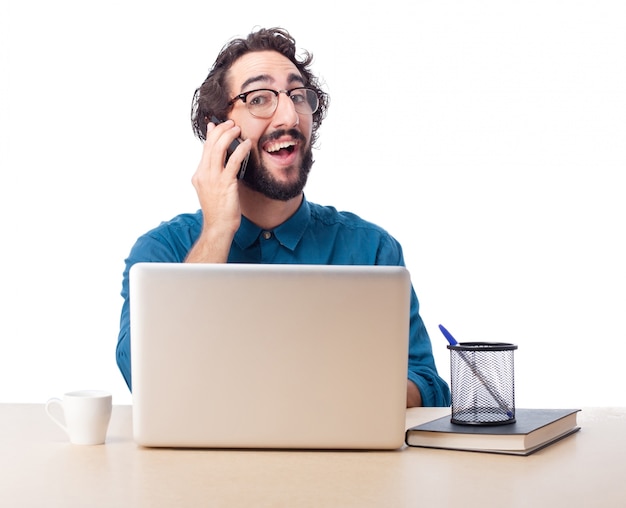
[290,88,319,115]
[246,90,276,118]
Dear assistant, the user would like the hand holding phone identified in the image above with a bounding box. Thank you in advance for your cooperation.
[210,116,250,180]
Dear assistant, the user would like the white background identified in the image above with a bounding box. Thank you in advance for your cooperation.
[1,0,624,408]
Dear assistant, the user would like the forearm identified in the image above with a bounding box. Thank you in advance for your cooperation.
[184,227,234,263]
[407,380,423,408]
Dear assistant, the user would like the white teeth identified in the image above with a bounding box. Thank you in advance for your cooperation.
[266,140,296,153]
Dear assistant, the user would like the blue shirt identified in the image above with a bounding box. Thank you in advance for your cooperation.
[116,197,450,406]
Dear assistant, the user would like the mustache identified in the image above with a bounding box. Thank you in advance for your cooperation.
[260,129,307,145]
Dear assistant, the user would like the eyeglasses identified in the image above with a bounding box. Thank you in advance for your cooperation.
[228,87,319,118]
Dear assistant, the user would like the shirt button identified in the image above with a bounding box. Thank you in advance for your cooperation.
[262,231,272,240]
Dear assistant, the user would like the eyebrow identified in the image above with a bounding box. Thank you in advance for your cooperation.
[240,72,305,92]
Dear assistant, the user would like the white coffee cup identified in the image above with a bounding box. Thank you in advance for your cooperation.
[45,390,112,445]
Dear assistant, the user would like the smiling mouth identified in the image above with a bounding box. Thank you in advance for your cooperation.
[264,139,297,156]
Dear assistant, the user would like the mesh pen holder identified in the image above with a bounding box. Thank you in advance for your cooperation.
[448,342,518,426]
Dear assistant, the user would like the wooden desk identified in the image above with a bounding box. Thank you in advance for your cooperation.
[1,405,624,507]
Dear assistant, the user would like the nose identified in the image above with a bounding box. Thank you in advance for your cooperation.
[271,91,299,128]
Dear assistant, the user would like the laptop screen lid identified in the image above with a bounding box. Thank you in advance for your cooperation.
[130,263,410,450]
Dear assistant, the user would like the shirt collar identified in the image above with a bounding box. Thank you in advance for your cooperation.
[234,196,311,251]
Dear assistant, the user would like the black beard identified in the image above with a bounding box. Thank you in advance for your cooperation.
[241,129,314,201]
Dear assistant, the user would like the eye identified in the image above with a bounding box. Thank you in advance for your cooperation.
[247,90,273,107]
[290,90,307,104]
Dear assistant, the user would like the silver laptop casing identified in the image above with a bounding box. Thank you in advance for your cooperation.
[130,263,410,449]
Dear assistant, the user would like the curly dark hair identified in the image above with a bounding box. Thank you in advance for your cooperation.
[191,27,329,147]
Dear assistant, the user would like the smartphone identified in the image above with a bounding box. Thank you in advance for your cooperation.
[210,116,249,180]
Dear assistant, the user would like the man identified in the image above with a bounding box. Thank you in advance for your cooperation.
[116,27,450,407]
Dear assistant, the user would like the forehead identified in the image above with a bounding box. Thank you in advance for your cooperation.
[228,50,303,93]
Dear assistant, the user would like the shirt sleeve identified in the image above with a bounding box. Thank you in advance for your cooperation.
[115,230,190,391]
[407,289,451,407]
[376,234,451,407]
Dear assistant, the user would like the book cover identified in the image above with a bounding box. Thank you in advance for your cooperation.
[405,408,581,456]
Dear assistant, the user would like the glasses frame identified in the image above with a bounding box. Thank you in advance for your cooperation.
[228,87,319,118]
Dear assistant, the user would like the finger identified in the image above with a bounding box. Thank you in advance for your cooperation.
[197,120,236,174]
[225,138,252,179]
[192,122,248,191]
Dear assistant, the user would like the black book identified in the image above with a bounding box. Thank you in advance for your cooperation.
[405,408,581,456]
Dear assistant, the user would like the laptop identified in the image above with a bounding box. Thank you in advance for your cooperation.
[129,262,411,450]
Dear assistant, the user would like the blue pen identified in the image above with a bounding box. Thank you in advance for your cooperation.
[438,324,458,346]
[439,324,514,419]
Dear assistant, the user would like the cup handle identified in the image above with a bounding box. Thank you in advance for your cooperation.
[45,398,68,435]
